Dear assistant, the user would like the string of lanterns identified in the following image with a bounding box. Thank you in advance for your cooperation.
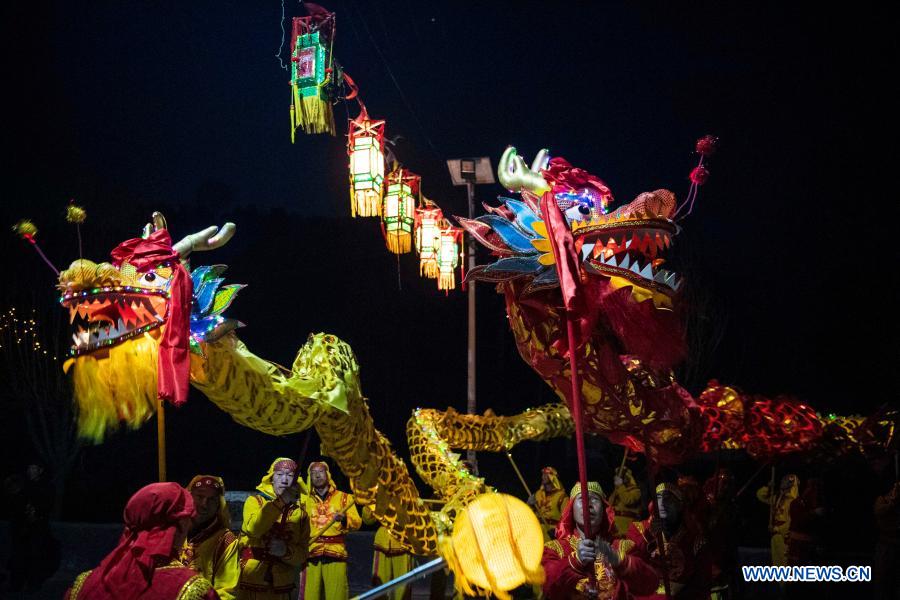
[288,5,465,293]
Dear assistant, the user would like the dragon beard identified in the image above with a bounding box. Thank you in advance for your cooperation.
[65,331,161,442]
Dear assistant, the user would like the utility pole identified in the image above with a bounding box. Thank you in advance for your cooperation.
[447,157,494,467]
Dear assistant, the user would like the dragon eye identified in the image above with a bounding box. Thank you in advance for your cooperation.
[143,272,157,282]
[578,204,591,215]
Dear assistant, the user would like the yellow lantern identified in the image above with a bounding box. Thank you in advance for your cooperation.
[439,493,545,600]
[348,112,386,217]
[437,224,463,291]
[414,204,443,278]
[382,169,419,254]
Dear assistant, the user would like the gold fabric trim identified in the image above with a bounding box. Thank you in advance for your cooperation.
[69,570,92,600]
[545,539,564,557]
[175,574,214,600]
[616,539,635,561]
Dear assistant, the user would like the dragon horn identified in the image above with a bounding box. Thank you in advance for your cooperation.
[173,222,236,258]
[497,146,551,195]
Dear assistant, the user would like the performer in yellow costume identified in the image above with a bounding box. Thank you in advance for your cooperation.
[239,458,310,600]
[757,473,799,566]
[528,467,568,540]
[361,505,414,600]
[608,467,642,536]
[299,461,361,600]
[179,475,240,600]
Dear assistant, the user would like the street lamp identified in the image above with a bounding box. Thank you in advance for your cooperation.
[446,157,494,467]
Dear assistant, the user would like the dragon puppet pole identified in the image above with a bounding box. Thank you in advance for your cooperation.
[734,458,773,499]
[506,451,552,533]
[156,398,167,482]
[563,311,597,595]
[616,448,630,479]
[539,187,597,592]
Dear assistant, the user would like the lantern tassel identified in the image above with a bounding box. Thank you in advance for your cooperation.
[421,260,439,279]
[290,104,296,144]
[386,234,411,255]
[295,91,335,135]
[438,271,456,292]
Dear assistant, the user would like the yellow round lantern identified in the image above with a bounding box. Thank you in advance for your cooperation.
[440,493,545,599]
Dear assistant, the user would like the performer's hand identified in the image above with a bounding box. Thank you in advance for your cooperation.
[577,538,598,566]
[280,486,298,505]
[614,476,623,487]
[268,539,287,557]
[595,539,620,567]
[334,511,346,525]
[526,494,536,507]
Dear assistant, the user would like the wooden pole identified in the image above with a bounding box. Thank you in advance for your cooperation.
[616,448,630,479]
[157,398,167,482]
[506,452,551,533]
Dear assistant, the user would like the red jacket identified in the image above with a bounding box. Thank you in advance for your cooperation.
[623,516,712,600]
[541,498,659,599]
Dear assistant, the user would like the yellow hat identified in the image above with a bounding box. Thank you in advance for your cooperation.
[654,482,683,501]
[569,481,605,500]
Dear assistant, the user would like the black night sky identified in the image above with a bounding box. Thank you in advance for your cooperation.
[0,0,894,532]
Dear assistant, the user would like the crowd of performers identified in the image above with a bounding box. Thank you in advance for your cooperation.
[60,455,900,600]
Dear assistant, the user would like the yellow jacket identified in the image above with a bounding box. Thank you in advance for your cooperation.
[609,468,642,519]
[239,460,310,595]
[362,505,409,556]
[757,475,799,535]
[179,523,240,600]
[305,463,361,560]
[534,467,567,529]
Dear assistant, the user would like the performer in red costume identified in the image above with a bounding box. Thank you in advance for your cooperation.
[65,482,218,600]
[622,482,712,599]
[541,481,659,599]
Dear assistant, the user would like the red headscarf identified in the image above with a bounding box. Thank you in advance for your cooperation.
[110,229,193,406]
[83,482,196,600]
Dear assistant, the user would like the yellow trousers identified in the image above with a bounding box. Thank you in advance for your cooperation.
[299,560,348,600]
[372,551,413,600]
[771,533,787,566]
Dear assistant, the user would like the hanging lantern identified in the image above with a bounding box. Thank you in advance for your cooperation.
[382,169,419,254]
[437,224,463,292]
[347,111,386,217]
[289,8,337,139]
[414,204,443,278]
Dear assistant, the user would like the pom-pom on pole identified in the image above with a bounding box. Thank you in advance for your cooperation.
[13,220,60,276]
[674,134,718,220]
[65,203,86,224]
[66,200,87,258]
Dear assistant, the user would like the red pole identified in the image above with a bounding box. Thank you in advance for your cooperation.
[564,311,597,594]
